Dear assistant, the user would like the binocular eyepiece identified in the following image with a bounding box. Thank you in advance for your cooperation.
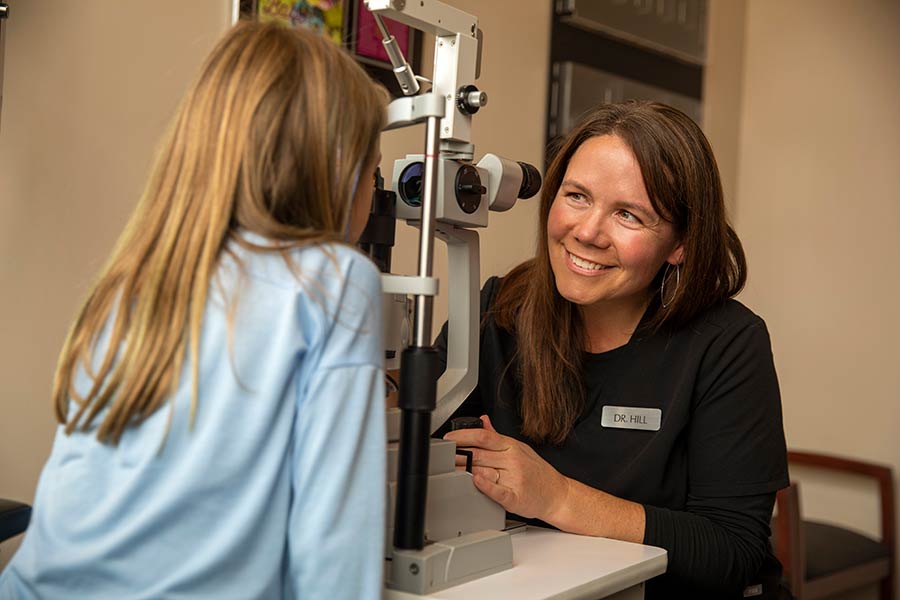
[517,161,542,200]
[396,154,542,213]
[359,155,543,268]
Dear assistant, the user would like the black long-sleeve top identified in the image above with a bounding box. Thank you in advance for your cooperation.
[434,276,789,598]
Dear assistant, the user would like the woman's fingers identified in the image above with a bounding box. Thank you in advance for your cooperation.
[480,414,496,431]
[471,465,502,484]
[472,470,516,507]
[444,426,509,452]
[454,447,499,471]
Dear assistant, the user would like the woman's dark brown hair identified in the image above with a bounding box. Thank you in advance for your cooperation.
[492,101,746,445]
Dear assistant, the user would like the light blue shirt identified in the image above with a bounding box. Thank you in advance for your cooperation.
[1,239,386,599]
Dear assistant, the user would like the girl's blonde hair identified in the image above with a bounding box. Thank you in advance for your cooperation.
[54,21,388,443]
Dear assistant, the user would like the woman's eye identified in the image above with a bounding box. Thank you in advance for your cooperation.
[566,192,588,204]
[618,210,641,224]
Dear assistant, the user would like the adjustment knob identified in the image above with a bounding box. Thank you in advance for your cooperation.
[456,84,488,115]
[450,416,484,431]
[454,164,484,214]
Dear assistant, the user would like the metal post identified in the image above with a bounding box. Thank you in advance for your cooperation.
[393,114,442,550]
[412,116,440,347]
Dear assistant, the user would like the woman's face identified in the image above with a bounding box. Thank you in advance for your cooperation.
[547,134,683,315]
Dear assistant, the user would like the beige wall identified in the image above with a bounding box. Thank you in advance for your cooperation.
[728,0,900,596]
[702,0,747,216]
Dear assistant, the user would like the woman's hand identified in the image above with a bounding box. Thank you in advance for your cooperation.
[443,415,571,522]
[445,415,646,541]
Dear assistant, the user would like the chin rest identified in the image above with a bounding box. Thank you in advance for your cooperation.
[0,499,31,542]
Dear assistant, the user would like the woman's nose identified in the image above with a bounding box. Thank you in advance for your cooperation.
[573,211,611,247]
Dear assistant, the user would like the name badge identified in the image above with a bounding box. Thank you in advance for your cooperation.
[600,406,662,431]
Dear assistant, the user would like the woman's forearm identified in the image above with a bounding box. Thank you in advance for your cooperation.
[544,476,646,543]
[544,482,775,593]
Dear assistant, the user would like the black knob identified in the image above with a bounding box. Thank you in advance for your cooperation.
[454,164,483,214]
[451,416,484,431]
[456,84,487,115]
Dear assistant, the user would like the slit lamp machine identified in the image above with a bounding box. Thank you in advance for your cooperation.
[357,0,542,594]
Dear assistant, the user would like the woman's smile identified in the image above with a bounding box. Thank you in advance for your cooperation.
[565,249,614,274]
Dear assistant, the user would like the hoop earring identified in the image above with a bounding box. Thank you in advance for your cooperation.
[660,263,681,309]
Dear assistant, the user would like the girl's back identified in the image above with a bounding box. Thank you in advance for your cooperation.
[0,241,385,599]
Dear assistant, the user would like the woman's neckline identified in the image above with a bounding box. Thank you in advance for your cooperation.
[582,303,653,359]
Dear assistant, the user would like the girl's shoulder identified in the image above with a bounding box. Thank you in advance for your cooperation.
[228,232,380,296]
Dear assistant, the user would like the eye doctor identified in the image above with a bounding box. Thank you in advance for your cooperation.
[437,101,790,599]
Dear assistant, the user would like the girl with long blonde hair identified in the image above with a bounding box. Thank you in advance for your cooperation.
[1,21,388,599]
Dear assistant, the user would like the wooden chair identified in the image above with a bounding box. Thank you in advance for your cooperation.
[772,450,895,599]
